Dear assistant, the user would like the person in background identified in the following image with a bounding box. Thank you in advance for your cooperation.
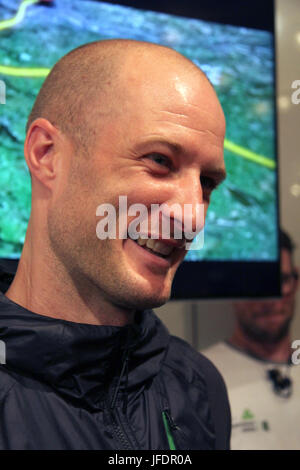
[203,229,299,450]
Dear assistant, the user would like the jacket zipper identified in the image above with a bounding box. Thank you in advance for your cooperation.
[110,407,133,450]
[162,410,177,450]
[109,343,133,449]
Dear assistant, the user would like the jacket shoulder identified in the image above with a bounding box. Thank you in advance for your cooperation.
[163,335,231,449]
[0,367,17,401]
[166,335,228,386]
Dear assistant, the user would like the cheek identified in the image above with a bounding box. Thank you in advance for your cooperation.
[126,183,164,206]
[59,182,105,244]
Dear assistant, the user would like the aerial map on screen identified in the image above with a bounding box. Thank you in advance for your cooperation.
[0,0,277,260]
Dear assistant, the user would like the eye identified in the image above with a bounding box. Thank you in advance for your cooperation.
[144,153,172,168]
[200,175,217,191]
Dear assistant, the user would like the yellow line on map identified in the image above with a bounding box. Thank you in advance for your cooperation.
[0,64,49,77]
[0,1,276,170]
[0,0,39,31]
[224,139,275,169]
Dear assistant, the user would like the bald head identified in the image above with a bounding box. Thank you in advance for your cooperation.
[14,38,226,322]
[26,39,213,154]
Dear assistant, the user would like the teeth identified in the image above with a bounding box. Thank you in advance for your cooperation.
[137,238,147,247]
[145,239,156,250]
[151,241,174,256]
[136,237,174,256]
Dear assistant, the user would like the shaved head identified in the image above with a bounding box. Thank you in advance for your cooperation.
[12,38,225,325]
[26,39,212,154]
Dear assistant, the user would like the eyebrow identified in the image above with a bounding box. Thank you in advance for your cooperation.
[135,138,183,155]
[135,138,227,184]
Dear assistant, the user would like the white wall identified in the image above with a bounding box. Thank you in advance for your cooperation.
[155,0,300,350]
[276,0,300,343]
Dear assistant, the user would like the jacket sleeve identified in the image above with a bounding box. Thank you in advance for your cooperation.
[166,336,232,450]
[200,354,232,449]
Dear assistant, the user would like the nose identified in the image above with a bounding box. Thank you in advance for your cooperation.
[164,171,205,241]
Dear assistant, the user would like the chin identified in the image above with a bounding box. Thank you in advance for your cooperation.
[121,267,174,309]
[135,290,171,310]
[140,294,170,310]
[141,277,174,308]
[115,285,171,311]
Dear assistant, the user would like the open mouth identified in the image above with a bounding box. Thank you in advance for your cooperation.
[132,237,176,259]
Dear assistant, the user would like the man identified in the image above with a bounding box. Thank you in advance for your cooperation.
[204,229,299,450]
[0,39,230,449]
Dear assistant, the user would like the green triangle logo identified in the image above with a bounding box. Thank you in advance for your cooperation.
[242,409,255,420]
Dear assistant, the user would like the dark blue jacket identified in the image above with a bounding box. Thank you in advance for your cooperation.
[0,270,230,450]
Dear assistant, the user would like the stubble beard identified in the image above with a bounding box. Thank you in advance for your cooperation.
[98,240,173,310]
[238,315,293,345]
[48,208,171,313]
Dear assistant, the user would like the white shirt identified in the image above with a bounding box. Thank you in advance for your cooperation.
[203,342,300,450]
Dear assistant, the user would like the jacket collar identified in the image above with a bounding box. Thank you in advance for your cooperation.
[0,292,170,410]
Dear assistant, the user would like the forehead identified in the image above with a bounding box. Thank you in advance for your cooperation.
[118,67,225,157]
[86,55,226,178]
[126,66,224,122]
[119,52,223,116]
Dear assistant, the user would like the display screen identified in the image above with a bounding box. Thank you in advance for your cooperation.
[0,0,279,297]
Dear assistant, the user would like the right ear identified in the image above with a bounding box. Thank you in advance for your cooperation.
[24,118,60,190]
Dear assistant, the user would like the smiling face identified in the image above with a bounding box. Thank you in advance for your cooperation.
[47,48,226,311]
[234,249,298,344]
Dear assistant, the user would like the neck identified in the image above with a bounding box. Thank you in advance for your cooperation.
[5,234,135,327]
[229,327,291,363]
